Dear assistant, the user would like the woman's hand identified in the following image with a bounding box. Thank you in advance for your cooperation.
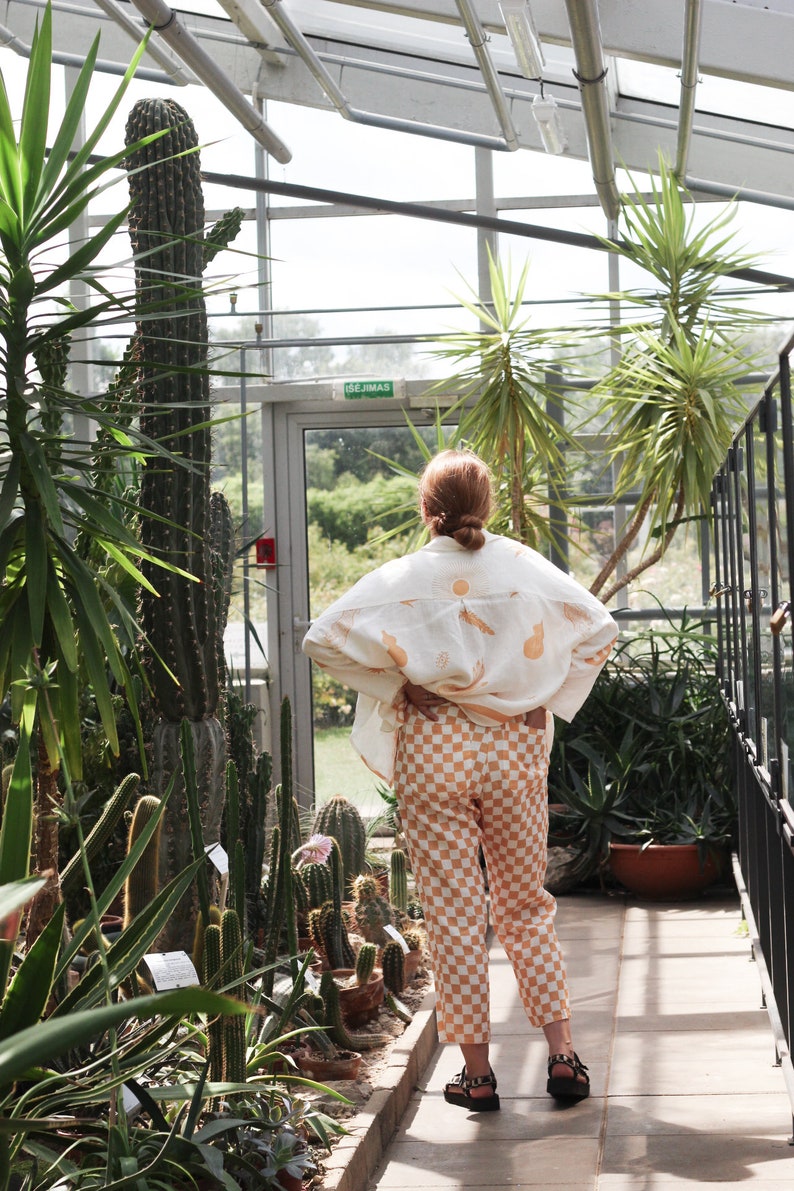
[524,706,547,730]
[403,681,445,721]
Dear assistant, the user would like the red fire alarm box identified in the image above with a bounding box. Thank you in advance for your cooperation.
[255,536,276,569]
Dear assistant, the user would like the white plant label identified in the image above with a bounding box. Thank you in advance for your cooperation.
[305,970,320,992]
[383,925,410,954]
[122,1084,142,1118]
[205,842,229,875]
[144,951,199,990]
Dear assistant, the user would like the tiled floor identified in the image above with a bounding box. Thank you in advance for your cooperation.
[367,893,794,1189]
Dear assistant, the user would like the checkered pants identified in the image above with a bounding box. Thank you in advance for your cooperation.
[393,703,569,1044]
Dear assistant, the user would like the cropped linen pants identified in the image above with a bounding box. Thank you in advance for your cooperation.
[393,703,569,1044]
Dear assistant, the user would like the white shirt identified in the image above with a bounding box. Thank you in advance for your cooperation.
[302,531,617,782]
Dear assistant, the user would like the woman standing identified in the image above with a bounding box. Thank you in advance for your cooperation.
[303,449,616,1110]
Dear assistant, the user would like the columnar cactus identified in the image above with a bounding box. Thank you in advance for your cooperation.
[318,900,355,970]
[381,940,405,995]
[312,796,367,892]
[202,908,247,1084]
[60,773,140,896]
[122,795,162,930]
[303,861,333,910]
[389,848,409,912]
[352,874,394,946]
[355,942,377,986]
[125,97,235,951]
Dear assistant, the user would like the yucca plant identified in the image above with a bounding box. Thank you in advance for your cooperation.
[587,156,765,603]
[422,247,581,552]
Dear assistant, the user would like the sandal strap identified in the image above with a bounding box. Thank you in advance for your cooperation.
[547,1052,589,1077]
[464,1068,497,1091]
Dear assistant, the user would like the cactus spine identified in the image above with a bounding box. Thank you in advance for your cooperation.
[355,942,377,986]
[312,796,366,892]
[317,901,355,970]
[202,909,247,1084]
[202,922,224,1083]
[221,908,247,1084]
[126,97,232,951]
[303,861,333,910]
[60,773,140,895]
[352,874,394,946]
[381,940,405,995]
[389,848,409,912]
[123,796,162,929]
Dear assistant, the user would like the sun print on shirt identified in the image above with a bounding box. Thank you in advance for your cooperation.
[431,557,492,601]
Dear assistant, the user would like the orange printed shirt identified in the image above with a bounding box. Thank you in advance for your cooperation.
[302,532,617,782]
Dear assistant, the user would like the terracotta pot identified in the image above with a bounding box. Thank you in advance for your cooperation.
[404,949,422,983]
[609,842,726,900]
[330,969,385,1026]
[295,1048,362,1081]
[275,1173,303,1191]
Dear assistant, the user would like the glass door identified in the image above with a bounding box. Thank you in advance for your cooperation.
[267,397,440,815]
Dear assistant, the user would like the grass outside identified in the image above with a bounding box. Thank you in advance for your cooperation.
[313,725,387,819]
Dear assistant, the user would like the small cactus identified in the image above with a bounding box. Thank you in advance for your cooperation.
[402,928,425,953]
[389,848,409,912]
[123,796,162,929]
[352,874,394,946]
[303,860,333,910]
[60,773,140,896]
[312,796,366,891]
[355,942,378,986]
[318,900,355,970]
[381,940,405,994]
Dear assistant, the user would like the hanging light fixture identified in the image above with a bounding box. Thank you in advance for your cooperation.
[533,87,567,155]
[498,0,545,79]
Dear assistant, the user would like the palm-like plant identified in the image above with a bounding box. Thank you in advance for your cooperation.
[423,248,580,552]
[588,157,765,603]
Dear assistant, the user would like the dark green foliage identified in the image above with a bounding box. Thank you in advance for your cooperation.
[312,797,366,892]
[381,940,405,995]
[318,971,357,1051]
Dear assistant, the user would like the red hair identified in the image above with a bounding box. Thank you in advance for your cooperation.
[419,450,494,551]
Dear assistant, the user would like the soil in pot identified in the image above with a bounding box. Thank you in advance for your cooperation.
[609,842,726,900]
[330,969,385,1026]
[295,1048,362,1081]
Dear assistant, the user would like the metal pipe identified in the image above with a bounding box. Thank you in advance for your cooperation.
[455,0,520,151]
[0,21,177,81]
[200,168,794,290]
[562,0,621,221]
[127,0,292,163]
[675,0,703,178]
[91,0,196,85]
[258,0,518,152]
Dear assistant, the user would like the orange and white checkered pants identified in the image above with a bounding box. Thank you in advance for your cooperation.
[393,703,569,1044]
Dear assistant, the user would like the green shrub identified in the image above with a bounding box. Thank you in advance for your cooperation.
[307,475,418,550]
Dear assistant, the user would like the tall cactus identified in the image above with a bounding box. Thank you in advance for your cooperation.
[312,796,367,893]
[125,98,234,951]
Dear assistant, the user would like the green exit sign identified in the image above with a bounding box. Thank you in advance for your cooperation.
[337,379,400,400]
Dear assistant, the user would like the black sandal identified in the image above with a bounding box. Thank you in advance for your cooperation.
[546,1052,590,1101]
[443,1066,500,1112]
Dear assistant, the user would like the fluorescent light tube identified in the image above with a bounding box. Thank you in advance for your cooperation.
[499,0,545,79]
[532,92,567,155]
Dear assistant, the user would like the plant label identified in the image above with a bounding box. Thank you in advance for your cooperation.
[144,951,199,990]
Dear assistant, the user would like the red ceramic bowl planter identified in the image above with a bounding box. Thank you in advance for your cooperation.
[608,842,726,900]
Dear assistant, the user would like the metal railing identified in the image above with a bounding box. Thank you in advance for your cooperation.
[712,328,794,1130]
